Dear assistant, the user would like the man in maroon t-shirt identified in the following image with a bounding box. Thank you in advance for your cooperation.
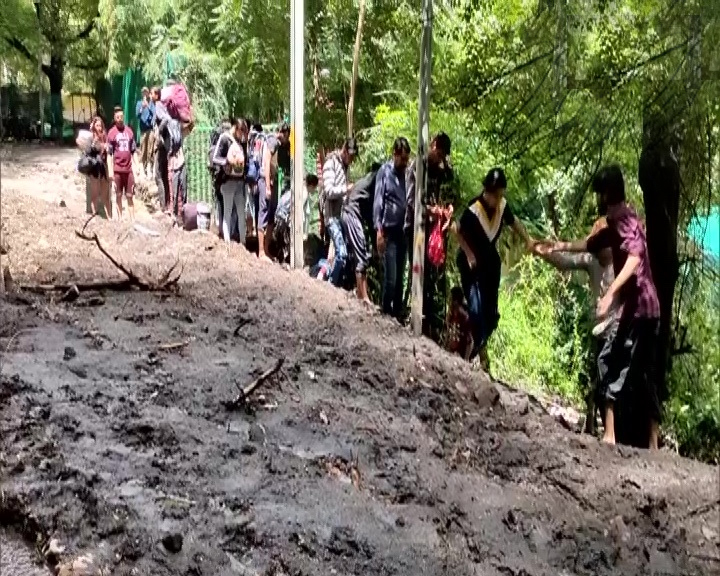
[548,165,661,450]
[107,107,137,221]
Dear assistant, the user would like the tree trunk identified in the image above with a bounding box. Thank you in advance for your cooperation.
[347,0,366,138]
[638,120,680,416]
[43,54,65,140]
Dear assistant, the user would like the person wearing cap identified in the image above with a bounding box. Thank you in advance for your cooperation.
[321,137,358,286]
[136,87,155,177]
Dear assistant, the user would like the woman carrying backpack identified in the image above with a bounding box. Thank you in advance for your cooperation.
[212,118,249,245]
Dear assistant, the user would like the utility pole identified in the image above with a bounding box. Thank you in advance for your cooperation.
[290,0,305,269]
[410,0,433,336]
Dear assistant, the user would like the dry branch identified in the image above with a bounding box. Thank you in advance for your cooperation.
[226,358,285,409]
[157,341,189,352]
[20,216,182,295]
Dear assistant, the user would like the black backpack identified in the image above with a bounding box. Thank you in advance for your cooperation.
[208,126,224,173]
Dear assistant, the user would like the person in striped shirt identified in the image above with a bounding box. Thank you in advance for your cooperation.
[321,138,358,286]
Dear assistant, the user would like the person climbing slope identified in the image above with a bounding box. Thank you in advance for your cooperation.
[341,161,382,305]
[545,165,661,449]
[374,137,411,318]
[533,217,618,434]
[322,137,358,285]
[452,168,535,370]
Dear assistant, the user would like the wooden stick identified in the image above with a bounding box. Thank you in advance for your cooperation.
[157,341,189,352]
[21,280,135,293]
[76,215,143,284]
[228,358,285,407]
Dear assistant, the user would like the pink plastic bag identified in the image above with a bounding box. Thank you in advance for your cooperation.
[427,221,445,267]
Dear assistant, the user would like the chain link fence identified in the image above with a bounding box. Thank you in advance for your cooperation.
[184,124,214,204]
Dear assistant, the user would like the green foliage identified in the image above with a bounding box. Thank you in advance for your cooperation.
[489,257,587,402]
[665,263,720,463]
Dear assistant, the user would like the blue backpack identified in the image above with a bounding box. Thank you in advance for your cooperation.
[245,131,265,183]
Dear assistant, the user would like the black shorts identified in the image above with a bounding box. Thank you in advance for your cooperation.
[597,317,661,424]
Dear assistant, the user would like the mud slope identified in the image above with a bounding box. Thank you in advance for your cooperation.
[1,144,718,576]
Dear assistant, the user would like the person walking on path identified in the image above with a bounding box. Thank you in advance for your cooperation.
[107,107,137,221]
[150,87,170,211]
[342,162,382,304]
[544,165,662,449]
[85,116,112,218]
[374,137,411,318]
[212,118,250,245]
[258,123,291,261]
[136,87,156,177]
[452,168,535,370]
[405,132,457,340]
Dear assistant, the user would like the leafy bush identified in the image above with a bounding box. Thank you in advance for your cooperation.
[664,263,720,463]
[489,257,588,402]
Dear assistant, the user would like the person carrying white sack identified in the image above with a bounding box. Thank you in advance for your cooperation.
[211,118,250,245]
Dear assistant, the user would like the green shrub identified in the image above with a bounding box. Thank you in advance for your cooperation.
[489,257,587,402]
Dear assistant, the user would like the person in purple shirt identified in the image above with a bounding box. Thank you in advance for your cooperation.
[548,164,661,450]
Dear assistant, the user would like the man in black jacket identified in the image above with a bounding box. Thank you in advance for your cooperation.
[341,162,382,304]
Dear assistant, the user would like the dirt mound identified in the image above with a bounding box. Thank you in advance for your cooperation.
[1,144,718,575]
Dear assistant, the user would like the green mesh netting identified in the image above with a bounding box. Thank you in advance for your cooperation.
[95,68,148,143]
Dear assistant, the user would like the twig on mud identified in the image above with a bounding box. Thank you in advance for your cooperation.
[232,318,251,336]
[156,493,197,506]
[226,358,285,409]
[690,553,720,564]
[157,341,190,352]
[21,280,135,293]
[1,329,30,360]
[684,498,720,519]
[113,296,132,321]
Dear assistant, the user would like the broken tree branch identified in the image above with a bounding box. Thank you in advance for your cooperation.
[226,358,285,409]
[71,16,98,44]
[21,280,134,293]
[5,38,35,63]
[20,217,182,295]
[75,216,181,291]
[69,59,108,71]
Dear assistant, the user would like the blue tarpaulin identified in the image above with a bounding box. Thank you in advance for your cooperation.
[688,207,720,259]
